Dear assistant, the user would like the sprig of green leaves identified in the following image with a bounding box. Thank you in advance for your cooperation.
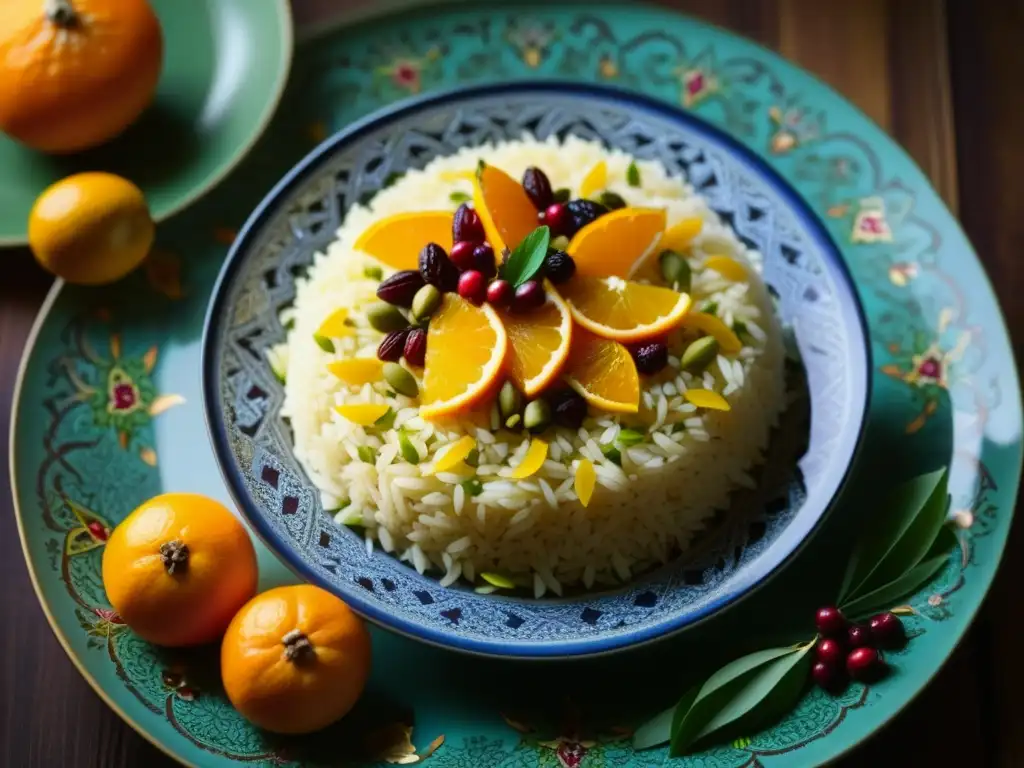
[501,225,551,287]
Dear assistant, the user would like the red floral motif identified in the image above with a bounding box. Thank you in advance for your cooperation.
[93,607,123,624]
[87,521,109,541]
[392,61,420,90]
[681,67,717,107]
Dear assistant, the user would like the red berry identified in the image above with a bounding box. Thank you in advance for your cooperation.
[847,624,871,649]
[846,647,886,683]
[816,638,845,667]
[457,270,486,304]
[815,606,847,638]
[472,243,497,279]
[452,203,485,243]
[512,280,545,312]
[869,612,906,649]
[487,279,513,307]
[449,240,477,271]
[811,661,846,694]
[544,203,569,236]
[403,328,427,366]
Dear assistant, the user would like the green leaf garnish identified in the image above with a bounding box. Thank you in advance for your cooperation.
[312,333,335,353]
[398,429,420,464]
[502,226,551,288]
[450,191,471,204]
[601,443,622,465]
[364,265,383,280]
[357,445,376,464]
[616,428,645,447]
[461,477,484,496]
[839,467,948,604]
[627,160,641,187]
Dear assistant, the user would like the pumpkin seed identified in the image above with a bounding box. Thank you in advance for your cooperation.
[366,302,408,333]
[411,284,442,322]
[658,250,691,292]
[498,381,523,420]
[383,362,418,398]
[524,399,552,433]
[681,336,720,373]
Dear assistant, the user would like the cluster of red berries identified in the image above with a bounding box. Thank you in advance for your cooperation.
[812,606,906,693]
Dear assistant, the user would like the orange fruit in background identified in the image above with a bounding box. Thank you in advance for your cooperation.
[499,282,573,396]
[563,330,640,413]
[568,207,667,277]
[473,162,538,252]
[420,294,507,420]
[221,584,372,735]
[28,172,155,285]
[560,275,692,343]
[101,493,258,647]
[0,0,163,153]
[353,211,453,270]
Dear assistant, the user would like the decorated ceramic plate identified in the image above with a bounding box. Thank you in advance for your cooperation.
[0,0,293,246]
[10,3,1021,767]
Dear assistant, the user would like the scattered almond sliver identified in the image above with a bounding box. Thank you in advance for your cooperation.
[683,312,743,354]
[508,439,548,479]
[579,160,607,198]
[317,308,353,338]
[685,389,731,411]
[575,459,597,507]
[660,217,703,251]
[430,435,476,474]
[481,572,516,589]
[328,358,383,386]
[335,403,391,426]
[703,255,747,281]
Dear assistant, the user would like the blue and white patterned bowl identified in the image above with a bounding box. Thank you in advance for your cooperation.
[202,82,870,658]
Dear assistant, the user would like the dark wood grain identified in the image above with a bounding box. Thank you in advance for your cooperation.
[1,0,1020,765]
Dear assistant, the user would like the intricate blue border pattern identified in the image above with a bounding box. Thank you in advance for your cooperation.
[206,85,869,656]
[20,7,1017,767]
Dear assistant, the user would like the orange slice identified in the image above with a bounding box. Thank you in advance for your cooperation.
[560,276,692,343]
[328,358,382,386]
[499,282,573,396]
[420,295,508,420]
[473,163,538,252]
[508,439,548,479]
[317,308,353,338]
[568,207,667,278]
[684,389,731,411]
[684,312,742,354]
[334,403,391,426]
[429,435,477,474]
[353,211,453,270]
[563,330,639,413]
[703,255,747,281]
[575,459,596,507]
[661,217,703,251]
[579,160,607,198]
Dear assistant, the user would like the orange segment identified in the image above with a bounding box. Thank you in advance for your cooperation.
[579,161,607,198]
[328,358,382,386]
[661,217,703,251]
[563,330,639,413]
[317,308,352,338]
[499,282,573,396]
[509,439,548,479]
[335,404,391,426]
[568,207,667,278]
[429,435,477,474]
[560,276,692,343]
[473,163,538,252]
[420,295,508,420]
[353,211,453,270]
[703,255,747,281]
[684,389,731,411]
[684,312,742,354]
[575,459,596,507]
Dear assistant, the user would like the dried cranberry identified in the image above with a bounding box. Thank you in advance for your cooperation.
[376,270,425,307]
[472,243,497,279]
[512,280,545,312]
[522,166,554,210]
[449,240,477,271]
[815,606,847,638]
[543,249,576,284]
[631,342,668,375]
[457,270,486,305]
[548,389,588,429]
[486,279,513,308]
[544,203,570,236]
[565,199,609,237]
[403,328,427,366]
[846,647,886,683]
[377,329,409,362]
[418,242,459,292]
[452,203,485,243]
[869,612,906,649]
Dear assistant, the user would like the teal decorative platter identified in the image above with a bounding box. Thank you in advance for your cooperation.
[10,4,1021,766]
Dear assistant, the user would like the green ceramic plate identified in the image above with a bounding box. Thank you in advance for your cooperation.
[10,3,1022,767]
[0,0,293,246]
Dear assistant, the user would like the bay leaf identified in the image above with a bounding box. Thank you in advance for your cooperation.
[502,226,550,287]
[633,684,699,750]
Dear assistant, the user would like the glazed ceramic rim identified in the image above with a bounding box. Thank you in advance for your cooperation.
[0,0,295,248]
[202,80,872,659]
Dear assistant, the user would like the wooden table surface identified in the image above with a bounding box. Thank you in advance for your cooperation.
[2,0,1022,765]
